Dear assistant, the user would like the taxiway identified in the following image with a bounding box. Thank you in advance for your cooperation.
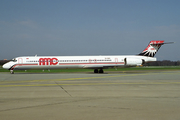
[0,71,180,120]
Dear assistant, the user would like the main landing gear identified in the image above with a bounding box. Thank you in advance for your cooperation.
[94,69,104,73]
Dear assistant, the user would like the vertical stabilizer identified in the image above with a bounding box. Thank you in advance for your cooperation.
[139,40,164,57]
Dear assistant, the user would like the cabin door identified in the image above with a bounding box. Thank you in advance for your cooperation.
[18,58,23,64]
[115,58,118,64]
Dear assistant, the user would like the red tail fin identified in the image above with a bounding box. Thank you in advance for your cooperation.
[139,40,164,57]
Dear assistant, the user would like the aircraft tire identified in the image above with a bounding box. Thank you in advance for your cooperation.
[94,69,98,73]
[10,70,14,74]
[99,69,104,73]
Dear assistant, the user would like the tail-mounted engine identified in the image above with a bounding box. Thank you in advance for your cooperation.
[124,58,145,66]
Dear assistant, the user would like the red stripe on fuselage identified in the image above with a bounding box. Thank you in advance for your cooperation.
[10,62,124,70]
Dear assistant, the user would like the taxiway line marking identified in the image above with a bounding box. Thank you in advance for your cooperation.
[0,73,148,84]
[1,71,180,87]
[1,81,180,87]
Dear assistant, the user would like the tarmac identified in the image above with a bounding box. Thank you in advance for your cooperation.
[0,71,180,120]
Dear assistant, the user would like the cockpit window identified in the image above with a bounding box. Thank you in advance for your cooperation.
[11,58,17,62]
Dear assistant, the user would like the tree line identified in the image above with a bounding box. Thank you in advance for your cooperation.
[144,60,180,66]
[0,60,10,66]
[0,60,180,66]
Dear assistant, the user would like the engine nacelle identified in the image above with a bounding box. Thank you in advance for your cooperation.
[124,58,145,66]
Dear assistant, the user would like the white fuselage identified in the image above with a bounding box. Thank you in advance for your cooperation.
[3,55,156,70]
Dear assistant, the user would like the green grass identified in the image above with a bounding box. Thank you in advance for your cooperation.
[0,66,180,73]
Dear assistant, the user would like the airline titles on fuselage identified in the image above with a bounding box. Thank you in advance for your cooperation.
[26,58,113,66]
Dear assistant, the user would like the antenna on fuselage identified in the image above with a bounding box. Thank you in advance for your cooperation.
[35,54,37,57]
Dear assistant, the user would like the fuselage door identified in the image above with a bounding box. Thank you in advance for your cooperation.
[18,58,23,64]
[115,58,118,64]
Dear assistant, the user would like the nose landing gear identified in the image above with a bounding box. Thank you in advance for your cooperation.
[10,70,14,74]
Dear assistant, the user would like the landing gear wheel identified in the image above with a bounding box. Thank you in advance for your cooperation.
[10,70,14,74]
[99,69,104,73]
[94,69,98,73]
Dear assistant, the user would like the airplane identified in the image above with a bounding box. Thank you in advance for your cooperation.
[2,40,173,74]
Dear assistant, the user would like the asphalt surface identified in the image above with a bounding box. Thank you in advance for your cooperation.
[0,71,180,120]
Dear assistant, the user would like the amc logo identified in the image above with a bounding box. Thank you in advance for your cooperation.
[39,58,58,65]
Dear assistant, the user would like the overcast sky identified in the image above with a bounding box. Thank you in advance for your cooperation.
[0,0,179,61]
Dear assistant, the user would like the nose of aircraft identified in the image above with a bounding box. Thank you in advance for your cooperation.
[2,63,10,70]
